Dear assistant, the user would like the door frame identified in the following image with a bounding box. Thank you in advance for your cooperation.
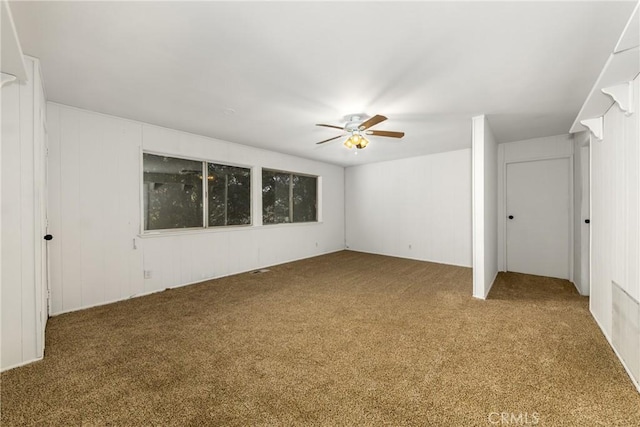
[579,145,590,294]
[499,154,574,282]
[35,97,50,357]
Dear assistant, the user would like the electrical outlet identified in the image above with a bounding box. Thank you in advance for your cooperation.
[144,270,152,279]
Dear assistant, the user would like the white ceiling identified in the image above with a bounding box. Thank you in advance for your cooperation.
[10,1,636,166]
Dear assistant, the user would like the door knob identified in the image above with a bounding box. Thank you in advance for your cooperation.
[508,215,514,220]
[44,234,53,241]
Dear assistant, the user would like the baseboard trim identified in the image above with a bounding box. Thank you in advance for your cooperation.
[590,307,640,394]
[1,356,43,373]
[484,270,499,299]
[472,270,499,300]
[344,248,472,269]
[51,248,346,317]
[571,279,589,296]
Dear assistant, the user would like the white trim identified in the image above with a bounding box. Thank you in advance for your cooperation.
[23,55,47,100]
[143,148,255,170]
[203,161,208,228]
[571,281,583,296]
[614,1,640,53]
[473,270,499,300]
[317,176,323,223]
[581,117,604,141]
[473,271,499,300]
[483,270,499,300]
[252,165,263,227]
[570,48,640,134]
[0,0,28,82]
[0,72,17,88]
[344,248,472,269]
[139,224,254,237]
[137,220,325,238]
[602,82,634,115]
[0,356,43,373]
[471,115,485,299]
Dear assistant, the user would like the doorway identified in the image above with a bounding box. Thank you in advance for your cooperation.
[506,157,572,279]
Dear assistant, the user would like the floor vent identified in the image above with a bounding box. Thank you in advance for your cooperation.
[612,281,640,385]
[250,269,271,275]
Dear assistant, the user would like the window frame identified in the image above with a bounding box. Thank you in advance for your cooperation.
[140,150,253,234]
[261,168,319,225]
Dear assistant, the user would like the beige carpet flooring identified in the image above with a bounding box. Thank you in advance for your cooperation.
[2,251,639,426]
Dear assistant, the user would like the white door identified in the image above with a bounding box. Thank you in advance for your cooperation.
[506,158,571,279]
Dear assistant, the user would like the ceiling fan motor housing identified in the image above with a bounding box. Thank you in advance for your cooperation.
[343,114,369,131]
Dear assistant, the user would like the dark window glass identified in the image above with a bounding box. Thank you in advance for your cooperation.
[262,170,290,224]
[208,164,251,226]
[143,153,203,230]
[293,175,317,222]
[262,169,317,224]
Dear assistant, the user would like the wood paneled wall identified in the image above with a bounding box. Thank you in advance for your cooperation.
[1,57,47,371]
[590,75,640,387]
[46,103,345,315]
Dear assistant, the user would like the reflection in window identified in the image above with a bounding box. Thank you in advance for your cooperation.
[143,153,203,230]
[208,164,251,226]
[262,170,290,224]
[262,169,317,224]
[293,174,317,223]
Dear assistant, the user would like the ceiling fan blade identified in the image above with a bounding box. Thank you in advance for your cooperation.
[359,114,387,131]
[316,134,345,145]
[365,130,405,138]
[316,123,344,130]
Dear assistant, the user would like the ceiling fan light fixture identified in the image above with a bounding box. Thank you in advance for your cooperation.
[315,114,403,148]
[343,131,369,150]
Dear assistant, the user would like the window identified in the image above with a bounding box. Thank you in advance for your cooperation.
[208,163,251,226]
[262,169,317,224]
[143,153,251,231]
[143,154,203,230]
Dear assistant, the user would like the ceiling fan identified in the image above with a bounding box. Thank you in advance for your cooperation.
[315,114,405,149]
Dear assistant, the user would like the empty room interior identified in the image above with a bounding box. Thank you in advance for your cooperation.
[2,1,640,425]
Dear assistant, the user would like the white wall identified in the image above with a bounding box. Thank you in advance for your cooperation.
[46,103,345,315]
[472,115,498,299]
[590,75,640,388]
[497,134,574,278]
[344,149,472,267]
[1,57,47,371]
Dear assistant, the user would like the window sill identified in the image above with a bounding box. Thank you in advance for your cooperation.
[260,221,322,229]
[138,221,323,238]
